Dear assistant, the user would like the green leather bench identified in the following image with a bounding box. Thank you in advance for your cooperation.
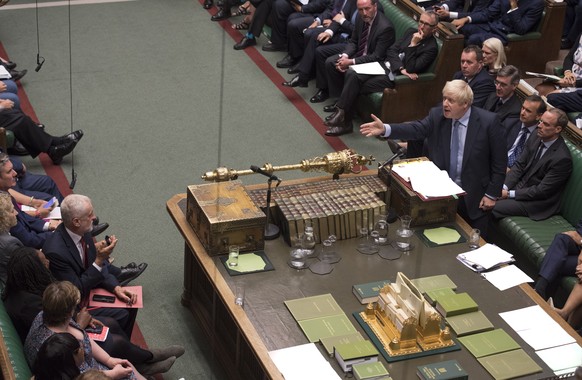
[0,293,32,380]
[490,138,582,298]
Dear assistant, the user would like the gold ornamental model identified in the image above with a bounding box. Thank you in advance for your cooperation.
[201,149,375,182]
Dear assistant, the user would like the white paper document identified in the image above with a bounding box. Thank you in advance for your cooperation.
[500,305,576,351]
[392,160,464,197]
[349,61,386,75]
[456,243,514,272]
[269,343,341,380]
[20,205,62,219]
[480,265,533,291]
[0,65,11,79]
[499,305,555,332]
[536,343,582,374]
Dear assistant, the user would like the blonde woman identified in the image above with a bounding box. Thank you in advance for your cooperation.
[482,37,506,75]
[0,191,22,286]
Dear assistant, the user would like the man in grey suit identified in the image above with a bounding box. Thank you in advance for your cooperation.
[493,108,573,221]
[360,80,506,236]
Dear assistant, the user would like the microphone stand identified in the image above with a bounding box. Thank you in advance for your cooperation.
[264,177,280,240]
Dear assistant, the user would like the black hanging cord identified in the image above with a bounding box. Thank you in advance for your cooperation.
[68,0,77,189]
[34,0,45,72]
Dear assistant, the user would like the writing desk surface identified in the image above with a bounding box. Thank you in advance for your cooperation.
[168,180,581,379]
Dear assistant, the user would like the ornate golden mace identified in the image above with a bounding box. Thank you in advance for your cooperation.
[201,149,375,182]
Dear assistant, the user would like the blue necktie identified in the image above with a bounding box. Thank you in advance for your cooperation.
[449,120,461,183]
[507,127,529,167]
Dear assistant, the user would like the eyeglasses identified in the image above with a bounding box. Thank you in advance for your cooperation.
[494,80,513,88]
[418,20,438,27]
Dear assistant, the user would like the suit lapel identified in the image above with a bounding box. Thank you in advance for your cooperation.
[461,108,481,174]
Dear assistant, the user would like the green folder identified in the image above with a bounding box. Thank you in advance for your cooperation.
[458,329,520,358]
[477,349,542,379]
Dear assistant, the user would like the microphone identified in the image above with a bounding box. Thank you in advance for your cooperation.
[35,54,45,72]
[378,140,405,169]
[250,165,280,181]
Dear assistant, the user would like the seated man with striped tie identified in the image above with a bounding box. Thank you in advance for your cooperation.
[492,108,573,221]
[505,94,546,171]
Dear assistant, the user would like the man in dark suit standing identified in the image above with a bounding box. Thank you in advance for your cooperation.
[323,10,439,136]
[452,45,494,108]
[482,65,522,131]
[307,0,395,104]
[43,194,147,337]
[505,94,546,169]
[452,0,544,45]
[360,80,506,236]
[492,108,573,221]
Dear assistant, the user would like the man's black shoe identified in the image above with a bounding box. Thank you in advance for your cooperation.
[91,223,109,237]
[323,103,337,113]
[121,262,148,272]
[325,120,353,136]
[282,75,307,87]
[117,263,148,286]
[276,54,296,68]
[324,108,344,126]
[234,36,256,50]
[561,38,573,50]
[310,89,329,103]
[287,64,299,75]
[262,42,286,52]
[211,8,231,21]
[55,129,84,145]
[47,140,77,165]
[203,0,213,9]
[9,69,26,82]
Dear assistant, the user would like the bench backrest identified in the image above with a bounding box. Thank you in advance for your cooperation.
[560,139,582,226]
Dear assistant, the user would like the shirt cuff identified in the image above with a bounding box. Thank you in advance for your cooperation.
[484,193,496,200]
[315,17,321,24]
[449,11,458,18]
[509,190,516,199]
[325,29,334,37]
[382,124,391,137]
[467,16,472,23]
[338,17,346,24]
[507,7,518,13]
[92,262,103,272]
[43,222,50,231]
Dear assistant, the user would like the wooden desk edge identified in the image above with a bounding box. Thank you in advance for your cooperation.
[166,194,284,380]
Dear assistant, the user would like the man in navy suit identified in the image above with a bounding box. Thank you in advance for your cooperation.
[452,0,544,45]
[452,45,495,108]
[492,108,573,221]
[360,80,506,236]
[307,0,395,104]
[43,194,146,337]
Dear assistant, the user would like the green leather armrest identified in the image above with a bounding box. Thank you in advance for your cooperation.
[507,32,542,42]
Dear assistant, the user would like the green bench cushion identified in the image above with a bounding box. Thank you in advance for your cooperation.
[0,299,32,379]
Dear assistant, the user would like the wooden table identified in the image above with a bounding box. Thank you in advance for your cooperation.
[167,172,582,380]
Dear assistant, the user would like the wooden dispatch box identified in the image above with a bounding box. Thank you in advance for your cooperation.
[385,158,459,227]
[186,180,266,256]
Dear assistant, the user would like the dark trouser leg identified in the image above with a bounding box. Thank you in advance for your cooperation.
[566,6,582,44]
[536,233,580,298]
[491,199,529,219]
[0,110,52,157]
[249,0,272,37]
[271,0,294,46]
[457,199,491,239]
[325,54,346,98]
[314,43,345,90]
[287,16,315,59]
[91,306,137,339]
[340,73,394,120]
[547,91,582,113]
[93,316,153,364]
